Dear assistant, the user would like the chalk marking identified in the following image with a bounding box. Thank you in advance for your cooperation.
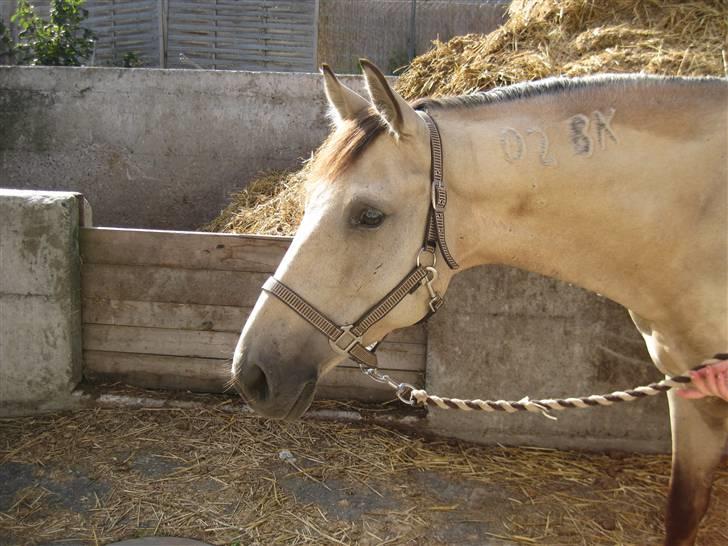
[500,128,525,162]
[592,108,618,150]
[568,114,592,156]
[526,128,557,166]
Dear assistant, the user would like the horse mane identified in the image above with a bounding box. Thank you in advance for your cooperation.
[410,73,725,111]
[309,74,725,182]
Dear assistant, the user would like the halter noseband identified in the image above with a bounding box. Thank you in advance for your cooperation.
[261,111,458,368]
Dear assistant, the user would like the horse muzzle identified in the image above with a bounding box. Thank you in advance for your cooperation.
[232,351,318,420]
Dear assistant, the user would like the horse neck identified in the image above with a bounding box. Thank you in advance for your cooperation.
[437,77,726,322]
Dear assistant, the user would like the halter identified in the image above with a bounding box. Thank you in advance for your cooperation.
[261,111,458,370]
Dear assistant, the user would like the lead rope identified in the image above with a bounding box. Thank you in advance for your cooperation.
[360,362,718,420]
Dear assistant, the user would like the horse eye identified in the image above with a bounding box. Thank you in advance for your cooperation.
[356,207,385,228]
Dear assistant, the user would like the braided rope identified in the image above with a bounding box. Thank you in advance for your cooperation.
[382,365,714,419]
[360,364,728,419]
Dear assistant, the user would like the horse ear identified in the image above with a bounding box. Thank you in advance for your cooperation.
[321,63,370,126]
[360,59,419,139]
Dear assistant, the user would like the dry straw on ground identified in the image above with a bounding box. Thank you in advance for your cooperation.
[202,0,727,235]
[0,390,726,545]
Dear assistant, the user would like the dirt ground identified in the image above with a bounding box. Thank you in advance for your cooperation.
[0,388,726,546]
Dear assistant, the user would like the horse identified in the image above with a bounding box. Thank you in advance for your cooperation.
[232,61,727,545]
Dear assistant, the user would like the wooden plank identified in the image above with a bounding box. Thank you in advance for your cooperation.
[84,324,237,359]
[84,351,231,392]
[82,263,267,307]
[81,298,426,343]
[167,52,311,69]
[83,299,251,333]
[84,350,422,401]
[80,227,290,272]
[164,43,313,56]
[83,324,424,371]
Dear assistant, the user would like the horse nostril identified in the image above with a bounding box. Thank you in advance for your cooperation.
[240,364,270,403]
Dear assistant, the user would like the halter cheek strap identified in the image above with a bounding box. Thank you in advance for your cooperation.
[419,110,459,270]
[261,111,457,368]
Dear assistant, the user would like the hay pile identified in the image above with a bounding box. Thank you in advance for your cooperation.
[204,0,727,235]
[396,0,727,99]
[202,169,306,235]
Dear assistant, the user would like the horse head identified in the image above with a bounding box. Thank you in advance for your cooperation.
[231,61,461,419]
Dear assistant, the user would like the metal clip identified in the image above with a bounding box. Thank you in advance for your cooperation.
[423,266,444,313]
[428,296,444,313]
[396,383,417,406]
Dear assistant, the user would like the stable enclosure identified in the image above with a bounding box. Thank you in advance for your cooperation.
[1,66,671,451]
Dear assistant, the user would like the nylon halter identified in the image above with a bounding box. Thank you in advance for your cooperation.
[261,111,458,368]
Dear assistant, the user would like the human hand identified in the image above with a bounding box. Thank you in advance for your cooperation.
[676,358,728,401]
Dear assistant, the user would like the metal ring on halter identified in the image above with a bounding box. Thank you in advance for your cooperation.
[396,383,417,406]
[417,248,437,268]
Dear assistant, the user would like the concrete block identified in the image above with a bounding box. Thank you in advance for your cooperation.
[426,265,670,453]
[0,189,84,415]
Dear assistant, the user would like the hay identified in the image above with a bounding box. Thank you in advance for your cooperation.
[202,0,727,236]
[201,169,306,236]
[396,0,727,99]
[1,388,726,545]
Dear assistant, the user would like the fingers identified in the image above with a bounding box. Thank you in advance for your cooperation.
[716,369,728,400]
[679,362,728,402]
[704,365,720,395]
[691,368,710,396]
[676,387,707,400]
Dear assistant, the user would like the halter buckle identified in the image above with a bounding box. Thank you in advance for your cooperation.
[432,184,447,212]
[330,325,362,356]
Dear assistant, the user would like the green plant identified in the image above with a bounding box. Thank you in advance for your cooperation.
[119,50,142,68]
[11,0,94,66]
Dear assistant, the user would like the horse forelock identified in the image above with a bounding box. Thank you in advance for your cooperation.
[308,107,388,184]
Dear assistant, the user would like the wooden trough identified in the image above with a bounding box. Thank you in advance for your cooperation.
[80,227,426,401]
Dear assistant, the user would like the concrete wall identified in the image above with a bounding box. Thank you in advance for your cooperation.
[0,189,87,415]
[426,266,669,452]
[0,66,376,230]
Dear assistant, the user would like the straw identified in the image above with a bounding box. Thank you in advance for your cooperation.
[0,387,726,545]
